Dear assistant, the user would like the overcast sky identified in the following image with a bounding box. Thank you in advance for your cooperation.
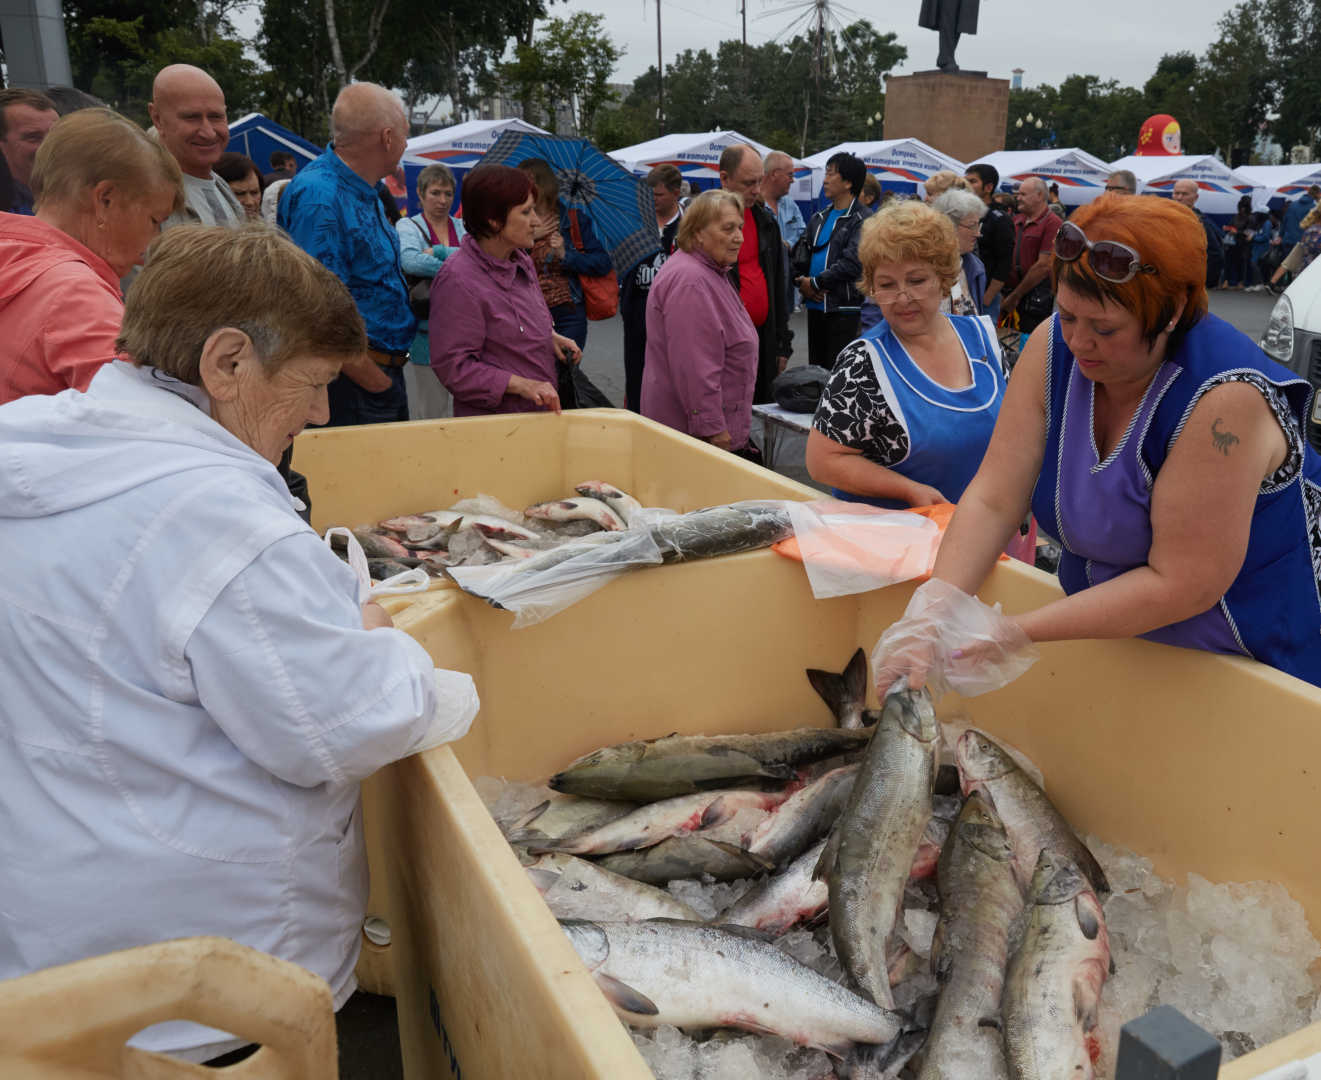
[557,0,1234,92]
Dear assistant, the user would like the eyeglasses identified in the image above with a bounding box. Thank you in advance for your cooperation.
[1103,184,1131,193]
[873,276,939,303]
[1054,221,1157,283]
[957,218,982,234]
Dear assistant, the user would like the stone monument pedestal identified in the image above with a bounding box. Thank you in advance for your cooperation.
[883,70,1009,165]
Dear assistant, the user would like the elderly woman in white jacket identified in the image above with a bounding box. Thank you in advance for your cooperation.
[0,223,477,1065]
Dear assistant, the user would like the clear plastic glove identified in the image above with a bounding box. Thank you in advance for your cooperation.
[871,577,1039,701]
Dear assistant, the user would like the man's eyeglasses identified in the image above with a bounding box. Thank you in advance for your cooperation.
[1054,221,1157,283]
[1103,184,1131,193]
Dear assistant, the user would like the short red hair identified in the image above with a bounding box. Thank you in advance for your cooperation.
[1052,193,1208,345]
[459,164,535,240]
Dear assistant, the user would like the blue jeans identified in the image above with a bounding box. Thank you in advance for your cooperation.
[986,293,1002,326]
[551,302,588,349]
[325,365,408,427]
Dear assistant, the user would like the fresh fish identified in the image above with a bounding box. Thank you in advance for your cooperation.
[806,648,869,729]
[549,727,871,802]
[649,502,794,562]
[561,918,903,1055]
[459,515,540,541]
[746,764,858,865]
[366,557,421,580]
[955,730,1110,897]
[503,792,638,843]
[379,511,460,536]
[522,851,702,922]
[917,793,1023,1080]
[596,836,774,885]
[530,517,605,539]
[404,519,463,550]
[524,788,791,856]
[717,837,830,934]
[525,497,626,531]
[574,481,643,526]
[335,528,410,560]
[846,1029,930,1079]
[828,689,940,1010]
[481,537,540,560]
[1002,851,1110,1080]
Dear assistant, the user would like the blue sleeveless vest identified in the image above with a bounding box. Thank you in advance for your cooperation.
[1031,311,1321,687]
[832,314,1006,510]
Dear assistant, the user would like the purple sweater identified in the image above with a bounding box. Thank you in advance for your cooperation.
[641,248,758,449]
[429,235,557,416]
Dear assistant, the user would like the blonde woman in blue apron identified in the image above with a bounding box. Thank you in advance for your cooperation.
[807,200,1006,510]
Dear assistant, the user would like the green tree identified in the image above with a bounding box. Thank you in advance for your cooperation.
[1143,52,1206,153]
[60,0,257,124]
[498,12,621,134]
[1196,0,1273,164]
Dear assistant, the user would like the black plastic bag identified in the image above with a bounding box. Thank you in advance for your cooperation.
[557,361,615,409]
[771,364,832,414]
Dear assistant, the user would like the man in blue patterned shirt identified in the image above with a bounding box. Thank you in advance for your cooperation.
[280,83,415,425]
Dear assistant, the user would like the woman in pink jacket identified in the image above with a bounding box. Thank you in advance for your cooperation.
[0,108,182,405]
[642,189,758,452]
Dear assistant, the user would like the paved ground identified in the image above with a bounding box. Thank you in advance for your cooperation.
[336,287,1282,1079]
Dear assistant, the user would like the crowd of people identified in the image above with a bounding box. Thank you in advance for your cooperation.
[4,61,1321,1069]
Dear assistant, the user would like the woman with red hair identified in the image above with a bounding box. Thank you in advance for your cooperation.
[875,194,1321,692]
[429,164,581,415]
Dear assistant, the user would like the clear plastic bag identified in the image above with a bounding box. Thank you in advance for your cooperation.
[445,528,666,627]
[322,527,431,604]
[871,577,1039,701]
[784,500,941,599]
[323,527,478,750]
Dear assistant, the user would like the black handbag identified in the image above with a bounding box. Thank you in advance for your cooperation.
[405,218,434,321]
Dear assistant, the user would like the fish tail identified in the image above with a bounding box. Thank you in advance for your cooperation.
[805,648,868,729]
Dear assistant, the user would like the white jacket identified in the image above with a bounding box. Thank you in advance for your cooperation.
[0,361,477,1059]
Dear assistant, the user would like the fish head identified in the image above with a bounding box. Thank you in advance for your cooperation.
[955,729,1016,784]
[1027,849,1088,906]
[558,919,610,971]
[885,688,940,744]
[955,793,1014,862]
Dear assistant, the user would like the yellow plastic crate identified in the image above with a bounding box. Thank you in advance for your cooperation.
[300,410,1321,1078]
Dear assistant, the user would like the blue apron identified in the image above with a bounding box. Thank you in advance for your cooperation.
[832,314,1006,509]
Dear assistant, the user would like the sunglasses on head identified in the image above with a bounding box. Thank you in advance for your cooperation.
[1054,221,1157,284]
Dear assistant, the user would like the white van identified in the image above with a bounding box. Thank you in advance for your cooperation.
[1261,258,1321,449]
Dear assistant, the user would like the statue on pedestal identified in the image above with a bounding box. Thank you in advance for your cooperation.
[918,0,980,72]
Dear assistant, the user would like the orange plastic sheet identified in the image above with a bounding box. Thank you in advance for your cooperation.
[775,500,1010,598]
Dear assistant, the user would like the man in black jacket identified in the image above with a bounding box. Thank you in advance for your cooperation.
[719,144,792,403]
[795,152,872,370]
[1171,178,1225,290]
[965,162,1014,324]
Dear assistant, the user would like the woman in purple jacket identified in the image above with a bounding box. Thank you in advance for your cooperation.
[642,190,758,452]
[429,165,581,415]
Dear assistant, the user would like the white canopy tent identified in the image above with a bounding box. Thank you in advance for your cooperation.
[406,118,549,170]
[1236,164,1321,210]
[1107,154,1255,216]
[803,139,965,197]
[965,148,1112,207]
[609,131,818,205]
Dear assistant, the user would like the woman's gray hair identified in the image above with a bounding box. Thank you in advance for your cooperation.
[675,189,745,252]
[931,188,986,225]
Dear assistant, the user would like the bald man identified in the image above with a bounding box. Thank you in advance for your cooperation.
[279,82,414,426]
[148,64,243,229]
[1172,178,1224,289]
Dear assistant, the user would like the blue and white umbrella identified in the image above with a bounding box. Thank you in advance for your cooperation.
[483,132,659,278]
